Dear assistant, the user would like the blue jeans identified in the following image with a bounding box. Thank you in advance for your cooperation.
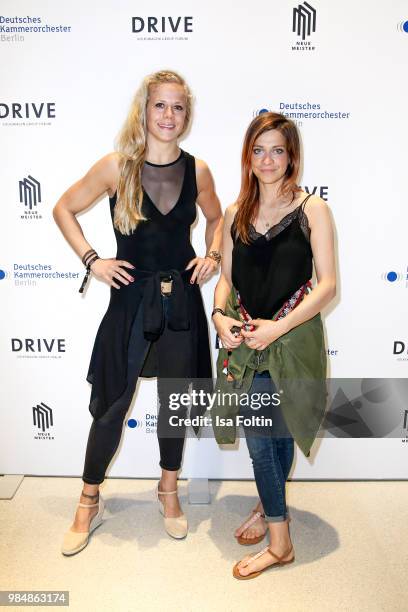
[241,370,294,522]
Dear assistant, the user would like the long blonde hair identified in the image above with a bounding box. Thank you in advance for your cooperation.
[114,70,193,235]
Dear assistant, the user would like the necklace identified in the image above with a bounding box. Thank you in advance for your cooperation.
[258,194,296,231]
[259,208,272,229]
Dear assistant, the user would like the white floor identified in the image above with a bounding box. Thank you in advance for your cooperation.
[1,477,407,612]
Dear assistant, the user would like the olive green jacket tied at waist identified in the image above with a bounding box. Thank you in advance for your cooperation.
[212,286,328,458]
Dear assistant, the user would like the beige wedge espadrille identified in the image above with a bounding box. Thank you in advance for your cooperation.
[61,491,105,556]
[156,485,188,539]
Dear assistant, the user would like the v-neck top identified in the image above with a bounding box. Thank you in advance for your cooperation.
[230,193,313,319]
[108,148,197,271]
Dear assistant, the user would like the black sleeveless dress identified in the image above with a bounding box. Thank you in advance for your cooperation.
[86,149,213,421]
[231,194,313,319]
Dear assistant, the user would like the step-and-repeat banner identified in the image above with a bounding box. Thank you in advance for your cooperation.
[1,0,407,479]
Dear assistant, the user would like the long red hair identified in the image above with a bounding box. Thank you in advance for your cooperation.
[234,112,301,244]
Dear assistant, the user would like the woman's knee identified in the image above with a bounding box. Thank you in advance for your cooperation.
[245,433,272,464]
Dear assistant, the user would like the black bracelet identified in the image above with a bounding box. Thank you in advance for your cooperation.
[86,254,99,268]
[211,307,225,318]
[78,255,100,294]
[83,251,98,267]
[81,249,96,265]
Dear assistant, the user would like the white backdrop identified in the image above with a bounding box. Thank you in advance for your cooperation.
[1,0,407,479]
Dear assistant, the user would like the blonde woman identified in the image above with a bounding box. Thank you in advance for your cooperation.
[53,70,222,554]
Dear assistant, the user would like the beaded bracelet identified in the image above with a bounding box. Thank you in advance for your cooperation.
[206,250,221,265]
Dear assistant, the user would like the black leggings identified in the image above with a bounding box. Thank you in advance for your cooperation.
[82,297,190,485]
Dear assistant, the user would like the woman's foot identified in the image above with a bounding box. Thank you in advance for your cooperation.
[61,488,104,556]
[234,501,267,543]
[70,489,100,532]
[157,480,188,539]
[157,480,183,518]
[235,518,294,577]
[234,539,294,578]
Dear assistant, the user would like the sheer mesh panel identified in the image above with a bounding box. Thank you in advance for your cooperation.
[142,155,186,215]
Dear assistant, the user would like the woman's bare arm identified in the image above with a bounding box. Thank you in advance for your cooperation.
[52,152,120,259]
[187,158,224,284]
[53,153,135,288]
[212,204,243,349]
[195,159,223,254]
[213,203,235,309]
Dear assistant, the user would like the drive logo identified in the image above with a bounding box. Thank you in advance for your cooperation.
[292,2,317,51]
[32,402,55,439]
[131,16,193,40]
[11,338,66,358]
[0,102,56,126]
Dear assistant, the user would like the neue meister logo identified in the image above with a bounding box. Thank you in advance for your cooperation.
[32,402,53,432]
[19,175,41,211]
[293,1,316,40]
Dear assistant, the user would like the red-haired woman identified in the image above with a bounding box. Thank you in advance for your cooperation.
[212,112,336,579]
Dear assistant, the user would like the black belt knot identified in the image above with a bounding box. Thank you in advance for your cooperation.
[142,269,190,341]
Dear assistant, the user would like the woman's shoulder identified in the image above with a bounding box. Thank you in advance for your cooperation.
[297,190,331,217]
[225,202,239,221]
[94,152,123,197]
[193,156,211,176]
[79,152,122,199]
[225,203,239,239]
[92,151,122,181]
[297,190,332,230]
[192,155,217,193]
[297,190,329,210]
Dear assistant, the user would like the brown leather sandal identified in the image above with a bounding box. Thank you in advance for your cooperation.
[235,510,291,545]
[235,509,267,546]
[233,544,295,580]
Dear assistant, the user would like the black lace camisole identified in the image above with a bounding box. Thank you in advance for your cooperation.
[230,193,313,319]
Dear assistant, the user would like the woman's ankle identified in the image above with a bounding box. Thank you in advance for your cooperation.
[80,484,99,503]
[158,474,178,493]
